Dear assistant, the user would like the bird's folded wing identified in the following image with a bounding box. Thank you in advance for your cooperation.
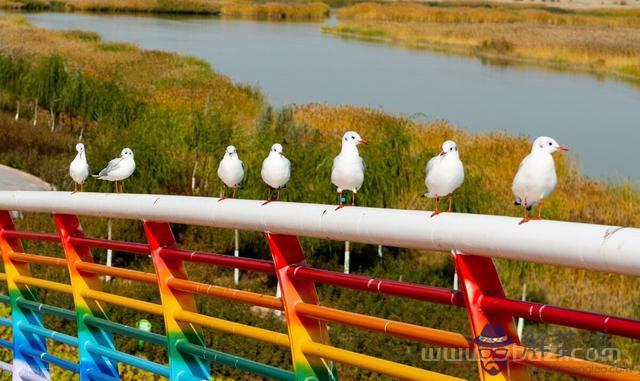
[99,157,123,176]
[425,156,437,177]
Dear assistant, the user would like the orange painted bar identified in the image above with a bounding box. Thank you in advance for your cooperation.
[81,289,163,315]
[13,275,73,294]
[511,345,640,381]
[295,302,473,349]
[174,310,290,347]
[9,252,67,268]
[75,262,157,284]
[301,341,464,381]
[167,278,283,311]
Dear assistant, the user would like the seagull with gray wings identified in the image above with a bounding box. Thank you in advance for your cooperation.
[93,148,136,193]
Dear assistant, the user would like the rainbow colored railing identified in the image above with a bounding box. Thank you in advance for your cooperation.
[0,191,638,380]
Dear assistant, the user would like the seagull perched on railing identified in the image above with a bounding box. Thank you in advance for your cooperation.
[331,131,366,210]
[261,143,290,205]
[69,143,89,193]
[217,145,244,201]
[93,148,135,193]
[423,140,464,217]
[512,136,568,224]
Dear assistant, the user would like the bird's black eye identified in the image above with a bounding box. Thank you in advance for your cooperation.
[450,147,453,151]
[548,142,552,146]
[351,136,355,140]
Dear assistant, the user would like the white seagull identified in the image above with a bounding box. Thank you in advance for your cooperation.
[331,131,366,209]
[423,140,464,217]
[512,136,568,224]
[261,143,291,204]
[217,145,244,200]
[93,148,135,193]
[69,143,89,193]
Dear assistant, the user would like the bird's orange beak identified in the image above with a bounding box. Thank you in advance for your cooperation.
[558,145,568,151]
[359,139,367,145]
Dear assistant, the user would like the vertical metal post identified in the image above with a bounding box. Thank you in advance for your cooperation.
[105,218,113,282]
[452,251,529,381]
[143,221,209,380]
[343,241,350,274]
[517,284,527,340]
[266,233,337,381]
[233,229,240,286]
[0,211,50,381]
[54,214,119,380]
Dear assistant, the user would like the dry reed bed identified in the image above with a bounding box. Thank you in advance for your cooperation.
[327,2,640,79]
[0,0,329,18]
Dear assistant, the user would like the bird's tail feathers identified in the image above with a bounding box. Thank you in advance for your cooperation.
[422,192,436,199]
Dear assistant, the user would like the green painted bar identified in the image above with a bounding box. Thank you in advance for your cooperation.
[83,316,167,346]
[16,298,76,320]
[176,340,295,381]
[0,294,9,305]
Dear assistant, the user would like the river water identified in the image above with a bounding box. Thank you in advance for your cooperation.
[15,12,640,181]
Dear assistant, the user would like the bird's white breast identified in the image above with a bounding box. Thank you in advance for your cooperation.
[425,154,464,197]
[331,151,365,192]
[512,152,557,205]
[69,155,89,184]
[217,157,244,187]
[261,154,290,189]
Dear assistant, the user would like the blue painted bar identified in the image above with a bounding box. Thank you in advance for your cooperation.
[17,322,78,347]
[19,346,79,373]
[0,338,12,349]
[176,340,295,381]
[85,341,170,377]
[0,317,11,327]
[86,368,120,381]
[16,298,76,320]
[83,315,166,346]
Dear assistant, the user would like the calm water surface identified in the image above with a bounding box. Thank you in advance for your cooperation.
[19,12,640,181]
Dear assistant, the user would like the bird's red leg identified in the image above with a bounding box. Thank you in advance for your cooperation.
[430,195,441,217]
[335,191,344,210]
[519,198,530,225]
[218,185,227,202]
[262,187,272,205]
[80,183,84,192]
[536,199,544,220]
[120,181,125,193]
[115,180,119,193]
[73,183,78,194]
[447,195,453,213]
[276,188,281,201]
[351,191,356,206]
[232,186,238,199]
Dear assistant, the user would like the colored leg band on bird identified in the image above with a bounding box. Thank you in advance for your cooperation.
[340,197,346,203]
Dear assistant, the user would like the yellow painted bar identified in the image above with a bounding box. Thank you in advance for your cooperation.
[81,289,163,316]
[75,262,157,284]
[13,275,73,295]
[174,310,290,347]
[301,341,465,381]
[9,252,67,268]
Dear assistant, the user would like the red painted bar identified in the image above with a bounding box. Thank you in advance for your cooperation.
[288,265,464,307]
[1,230,60,242]
[69,236,150,255]
[159,247,275,274]
[480,296,640,340]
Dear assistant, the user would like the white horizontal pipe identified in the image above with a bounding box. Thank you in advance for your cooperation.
[0,191,639,276]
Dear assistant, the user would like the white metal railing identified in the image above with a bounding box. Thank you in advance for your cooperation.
[0,191,638,276]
